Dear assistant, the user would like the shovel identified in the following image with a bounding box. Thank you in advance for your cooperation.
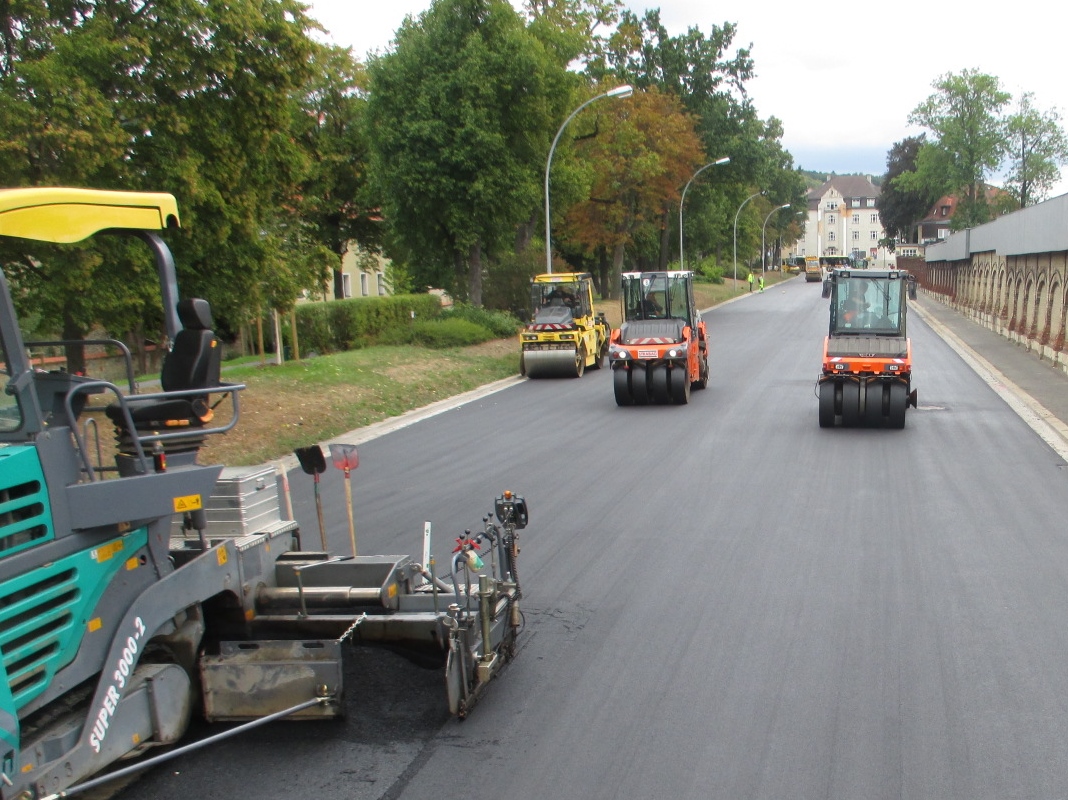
[329,443,359,557]
[294,445,328,551]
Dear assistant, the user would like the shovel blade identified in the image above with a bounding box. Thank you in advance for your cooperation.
[328,443,359,471]
[294,445,327,475]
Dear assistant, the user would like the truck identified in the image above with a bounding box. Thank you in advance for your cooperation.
[816,267,918,428]
[0,187,529,799]
[520,272,610,378]
[608,271,709,405]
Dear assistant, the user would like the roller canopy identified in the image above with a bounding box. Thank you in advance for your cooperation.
[0,187,180,243]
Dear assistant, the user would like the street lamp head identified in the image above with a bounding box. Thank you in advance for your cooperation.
[607,84,634,99]
[714,156,730,165]
[778,203,791,210]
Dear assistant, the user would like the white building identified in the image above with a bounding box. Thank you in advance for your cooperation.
[790,175,895,267]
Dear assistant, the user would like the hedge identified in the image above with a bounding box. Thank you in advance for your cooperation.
[291,294,443,354]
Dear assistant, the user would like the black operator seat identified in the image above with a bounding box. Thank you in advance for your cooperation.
[106,298,222,433]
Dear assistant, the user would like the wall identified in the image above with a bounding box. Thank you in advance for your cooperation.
[916,194,1068,375]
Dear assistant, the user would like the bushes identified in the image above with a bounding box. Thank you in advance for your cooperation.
[412,318,497,348]
[292,294,443,353]
[442,304,520,338]
[282,296,518,354]
[693,256,726,284]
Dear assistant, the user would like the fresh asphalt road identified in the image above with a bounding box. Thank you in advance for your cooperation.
[118,276,1068,800]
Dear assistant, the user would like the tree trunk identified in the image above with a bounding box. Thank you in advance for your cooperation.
[658,209,671,270]
[515,219,534,254]
[333,268,345,300]
[608,242,625,300]
[61,306,87,375]
[594,247,610,298]
[468,241,483,307]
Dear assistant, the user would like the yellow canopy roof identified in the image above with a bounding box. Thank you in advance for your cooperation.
[0,187,180,243]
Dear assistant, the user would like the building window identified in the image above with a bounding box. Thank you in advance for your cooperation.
[851,199,860,208]
[360,272,368,296]
[870,230,877,240]
[376,272,386,296]
[829,231,836,241]
[870,214,878,223]
[852,230,859,241]
[342,273,352,298]
[940,205,950,217]
[866,199,875,207]
[937,229,948,240]
[828,215,835,225]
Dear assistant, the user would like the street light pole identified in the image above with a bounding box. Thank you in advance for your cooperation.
[733,191,762,290]
[679,157,729,271]
[544,84,633,275]
[762,204,791,274]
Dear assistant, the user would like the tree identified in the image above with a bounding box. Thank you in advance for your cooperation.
[0,0,329,351]
[1002,92,1068,208]
[878,135,939,246]
[906,69,1010,226]
[367,0,574,306]
[591,8,753,267]
[295,44,382,299]
[560,87,703,296]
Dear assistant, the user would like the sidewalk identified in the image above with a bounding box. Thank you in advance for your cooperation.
[911,291,1068,459]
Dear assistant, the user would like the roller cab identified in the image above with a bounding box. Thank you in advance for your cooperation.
[609,271,709,406]
[520,272,609,378]
[817,268,918,428]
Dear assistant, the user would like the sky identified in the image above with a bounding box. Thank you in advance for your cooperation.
[307,0,1068,194]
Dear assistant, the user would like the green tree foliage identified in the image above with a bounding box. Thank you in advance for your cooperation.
[584,7,801,268]
[1002,92,1068,209]
[879,135,939,246]
[905,69,1010,227]
[366,0,575,306]
[295,44,383,299]
[560,87,704,296]
[0,0,330,349]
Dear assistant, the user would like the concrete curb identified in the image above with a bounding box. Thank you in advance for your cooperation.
[270,374,526,474]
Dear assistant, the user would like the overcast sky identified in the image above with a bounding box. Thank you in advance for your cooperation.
[308,0,1068,195]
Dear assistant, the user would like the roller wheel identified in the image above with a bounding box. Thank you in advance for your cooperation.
[613,367,634,406]
[888,381,908,429]
[863,382,887,427]
[590,339,606,370]
[520,352,527,377]
[630,364,650,405]
[818,381,836,428]
[573,345,586,378]
[841,381,861,427]
[651,364,671,404]
[692,354,709,390]
[671,367,691,404]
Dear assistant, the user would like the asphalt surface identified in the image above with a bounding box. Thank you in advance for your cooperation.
[111,277,1068,800]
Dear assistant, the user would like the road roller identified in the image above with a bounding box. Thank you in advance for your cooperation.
[609,271,709,405]
[817,268,918,428]
[520,272,610,378]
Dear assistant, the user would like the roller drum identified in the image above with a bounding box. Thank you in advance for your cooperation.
[523,347,581,378]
